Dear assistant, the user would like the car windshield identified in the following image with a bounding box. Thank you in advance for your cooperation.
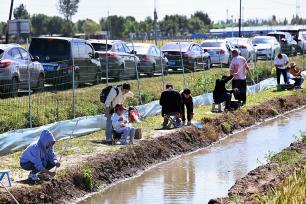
[91,43,112,51]
[161,43,190,52]
[29,38,71,63]
[0,49,4,59]
[302,34,306,39]
[201,42,223,47]
[268,34,285,41]
[128,46,148,55]
[252,38,273,44]
[228,38,248,45]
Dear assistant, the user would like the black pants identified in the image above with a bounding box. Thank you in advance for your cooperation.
[232,79,247,104]
[292,77,304,87]
[182,103,193,122]
[276,68,288,85]
[215,92,232,109]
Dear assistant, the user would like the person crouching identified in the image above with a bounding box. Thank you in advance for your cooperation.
[111,104,135,145]
[19,130,60,182]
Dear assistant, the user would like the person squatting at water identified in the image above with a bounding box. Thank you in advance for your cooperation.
[19,130,60,182]
[213,75,235,111]
[274,52,289,85]
[180,88,194,126]
[287,62,304,89]
[111,104,135,145]
[104,83,140,145]
[230,49,252,106]
[160,84,183,128]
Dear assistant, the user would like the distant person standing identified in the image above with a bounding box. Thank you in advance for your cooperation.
[104,83,140,144]
[180,88,194,126]
[274,52,289,85]
[230,49,252,105]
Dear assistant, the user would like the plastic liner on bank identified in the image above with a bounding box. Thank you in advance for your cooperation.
[0,73,302,155]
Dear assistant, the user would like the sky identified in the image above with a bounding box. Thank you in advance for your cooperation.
[0,0,305,23]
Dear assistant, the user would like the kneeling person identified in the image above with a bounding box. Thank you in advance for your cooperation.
[213,75,234,111]
[111,104,135,145]
[20,130,60,182]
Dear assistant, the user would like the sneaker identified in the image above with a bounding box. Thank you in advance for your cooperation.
[116,141,127,145]
[28,172,40,182]
[182,121,186,126]
[187,121,192,126]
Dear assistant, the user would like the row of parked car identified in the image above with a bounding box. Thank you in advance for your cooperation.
[1,31,305,96]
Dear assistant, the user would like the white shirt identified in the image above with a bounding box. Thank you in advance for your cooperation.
[111,113,126,130]
[230,56,248,80]
[105,86,134,108]
[274,54,289,70]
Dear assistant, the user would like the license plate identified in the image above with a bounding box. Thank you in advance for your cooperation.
[168,61,175,65]
[43,65,57,71]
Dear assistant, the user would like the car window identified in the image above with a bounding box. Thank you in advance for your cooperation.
[0,49,4,59]
[19,48,30,60]
[194,45,202,52]
[122,44,130,53]
[91,43,112,51]
[78,42,88,58]
[161,43,190,52]
[8,48,22,60]
[114,43,126,53]
[85,44,94,57]
[155,47,161,56]
[201,42,223,47]
[150,47,157,56]
[72,42,80,58]
[128,46,148,55]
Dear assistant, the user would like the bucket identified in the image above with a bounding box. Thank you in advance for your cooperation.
[135,128,142,139]
[276,84,283,92]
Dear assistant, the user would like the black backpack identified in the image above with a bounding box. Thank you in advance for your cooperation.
[100,86,119,103]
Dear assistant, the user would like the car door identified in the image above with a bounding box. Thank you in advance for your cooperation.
[154,46,163,72]
[122,43,135,78]
[8,48,26,86]
[19,48,37,88]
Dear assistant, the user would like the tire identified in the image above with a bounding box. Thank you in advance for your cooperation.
[206,58,211,70]
[36,74,44,92]
[10,77,19,97]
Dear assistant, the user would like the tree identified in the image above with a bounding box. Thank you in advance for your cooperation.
[13,4,30,19]
[57,0,80,21]
[82,19,100,36]
[31,14,49,36]
[193,11,211,25]
[47,16,66,35]
[0,22,7,37]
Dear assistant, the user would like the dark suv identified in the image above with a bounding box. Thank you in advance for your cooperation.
[29,37,101,88]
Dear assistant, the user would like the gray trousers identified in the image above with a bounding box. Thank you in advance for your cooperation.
[105,107,113,141]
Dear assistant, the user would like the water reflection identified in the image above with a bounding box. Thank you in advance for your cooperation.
[80,109,306,204]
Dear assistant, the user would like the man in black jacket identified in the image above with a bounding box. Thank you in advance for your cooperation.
[160,84,183,128]
[181,88,194,126]
[213,75,234,111]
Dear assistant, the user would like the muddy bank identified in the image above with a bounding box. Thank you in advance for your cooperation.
[212,141,306,204]
[1,94,306,204]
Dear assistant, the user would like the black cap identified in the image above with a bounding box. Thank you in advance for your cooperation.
[166,84,173,89]
[122,83,131,90]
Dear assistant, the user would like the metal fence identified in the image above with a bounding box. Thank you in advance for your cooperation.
[0,38,304,134]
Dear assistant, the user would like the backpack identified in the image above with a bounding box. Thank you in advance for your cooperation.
[100,86,119,103]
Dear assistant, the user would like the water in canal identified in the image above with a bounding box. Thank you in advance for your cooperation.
[79,108,306,204]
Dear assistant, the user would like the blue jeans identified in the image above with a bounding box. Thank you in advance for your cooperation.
[105,107,113,142]
[20,161,55,174]
[115,126,135,144]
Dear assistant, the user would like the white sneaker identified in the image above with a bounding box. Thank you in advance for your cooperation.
[28,172,40,181]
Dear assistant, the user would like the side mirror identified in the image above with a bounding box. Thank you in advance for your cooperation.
[32,56,39,62]
[130,50,137,55]
[204,49,208,52]
[253,44,257,46]
[94,52,99,59]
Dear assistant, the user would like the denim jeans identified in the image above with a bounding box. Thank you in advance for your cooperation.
[115,126,135,144]
[105,107,113,142]
[20,161,55,174]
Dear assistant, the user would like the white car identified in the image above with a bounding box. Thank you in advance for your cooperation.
[0,44,44,96]
[252,36,281,59]
[200,39,234,66]
[298,31,306,51]
[226,37,257,61]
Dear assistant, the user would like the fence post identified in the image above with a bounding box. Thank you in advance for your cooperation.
[130,37,142,104]
[105,35,109,86]
[178,41,186,87]
[26,38,32,128]
[72,39,76,119]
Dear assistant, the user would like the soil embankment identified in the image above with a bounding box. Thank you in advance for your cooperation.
[1,94,306,204]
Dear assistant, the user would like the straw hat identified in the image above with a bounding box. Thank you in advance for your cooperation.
[290,62,297,68]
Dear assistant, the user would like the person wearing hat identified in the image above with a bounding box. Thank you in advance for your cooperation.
[104,83,140,144]
[287,62,304,89]
[180,88,194,126]
[274,52,289,85]
[111,104,135,145]
[230,49,252,105]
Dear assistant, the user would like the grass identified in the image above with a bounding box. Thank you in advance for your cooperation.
[258,133,306,204]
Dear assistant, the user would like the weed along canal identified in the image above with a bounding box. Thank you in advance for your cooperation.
[78,108,306,204]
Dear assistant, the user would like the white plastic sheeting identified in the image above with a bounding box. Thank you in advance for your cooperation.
[1,72,305,155]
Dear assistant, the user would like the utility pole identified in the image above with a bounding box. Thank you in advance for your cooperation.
[238,0,242,37]
[6,0,14,43]
[153,0,158,45]
[107,10,111,39]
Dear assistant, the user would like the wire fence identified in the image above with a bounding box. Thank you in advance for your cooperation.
[0,38,304,134]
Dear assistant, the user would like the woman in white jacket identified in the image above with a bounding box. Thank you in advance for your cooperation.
[111,104,135,145]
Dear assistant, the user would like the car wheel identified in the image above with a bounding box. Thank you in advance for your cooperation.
[36,74,44,92]
[10,77,19,97]
[206,58,211,70]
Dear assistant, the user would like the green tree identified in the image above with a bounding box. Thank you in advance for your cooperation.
[47,16,66,35]
[193,11,211,25]
[13,4,30,19]
[82,19,100,36]
[100,15,125,39]
[57,0,80,21]
[61,21,76,36]
[31,14,50,36]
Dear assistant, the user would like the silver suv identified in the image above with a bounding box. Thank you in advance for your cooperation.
[0,44,44,96]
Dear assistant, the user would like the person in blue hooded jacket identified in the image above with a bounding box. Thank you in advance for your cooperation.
[19,130,60,181]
